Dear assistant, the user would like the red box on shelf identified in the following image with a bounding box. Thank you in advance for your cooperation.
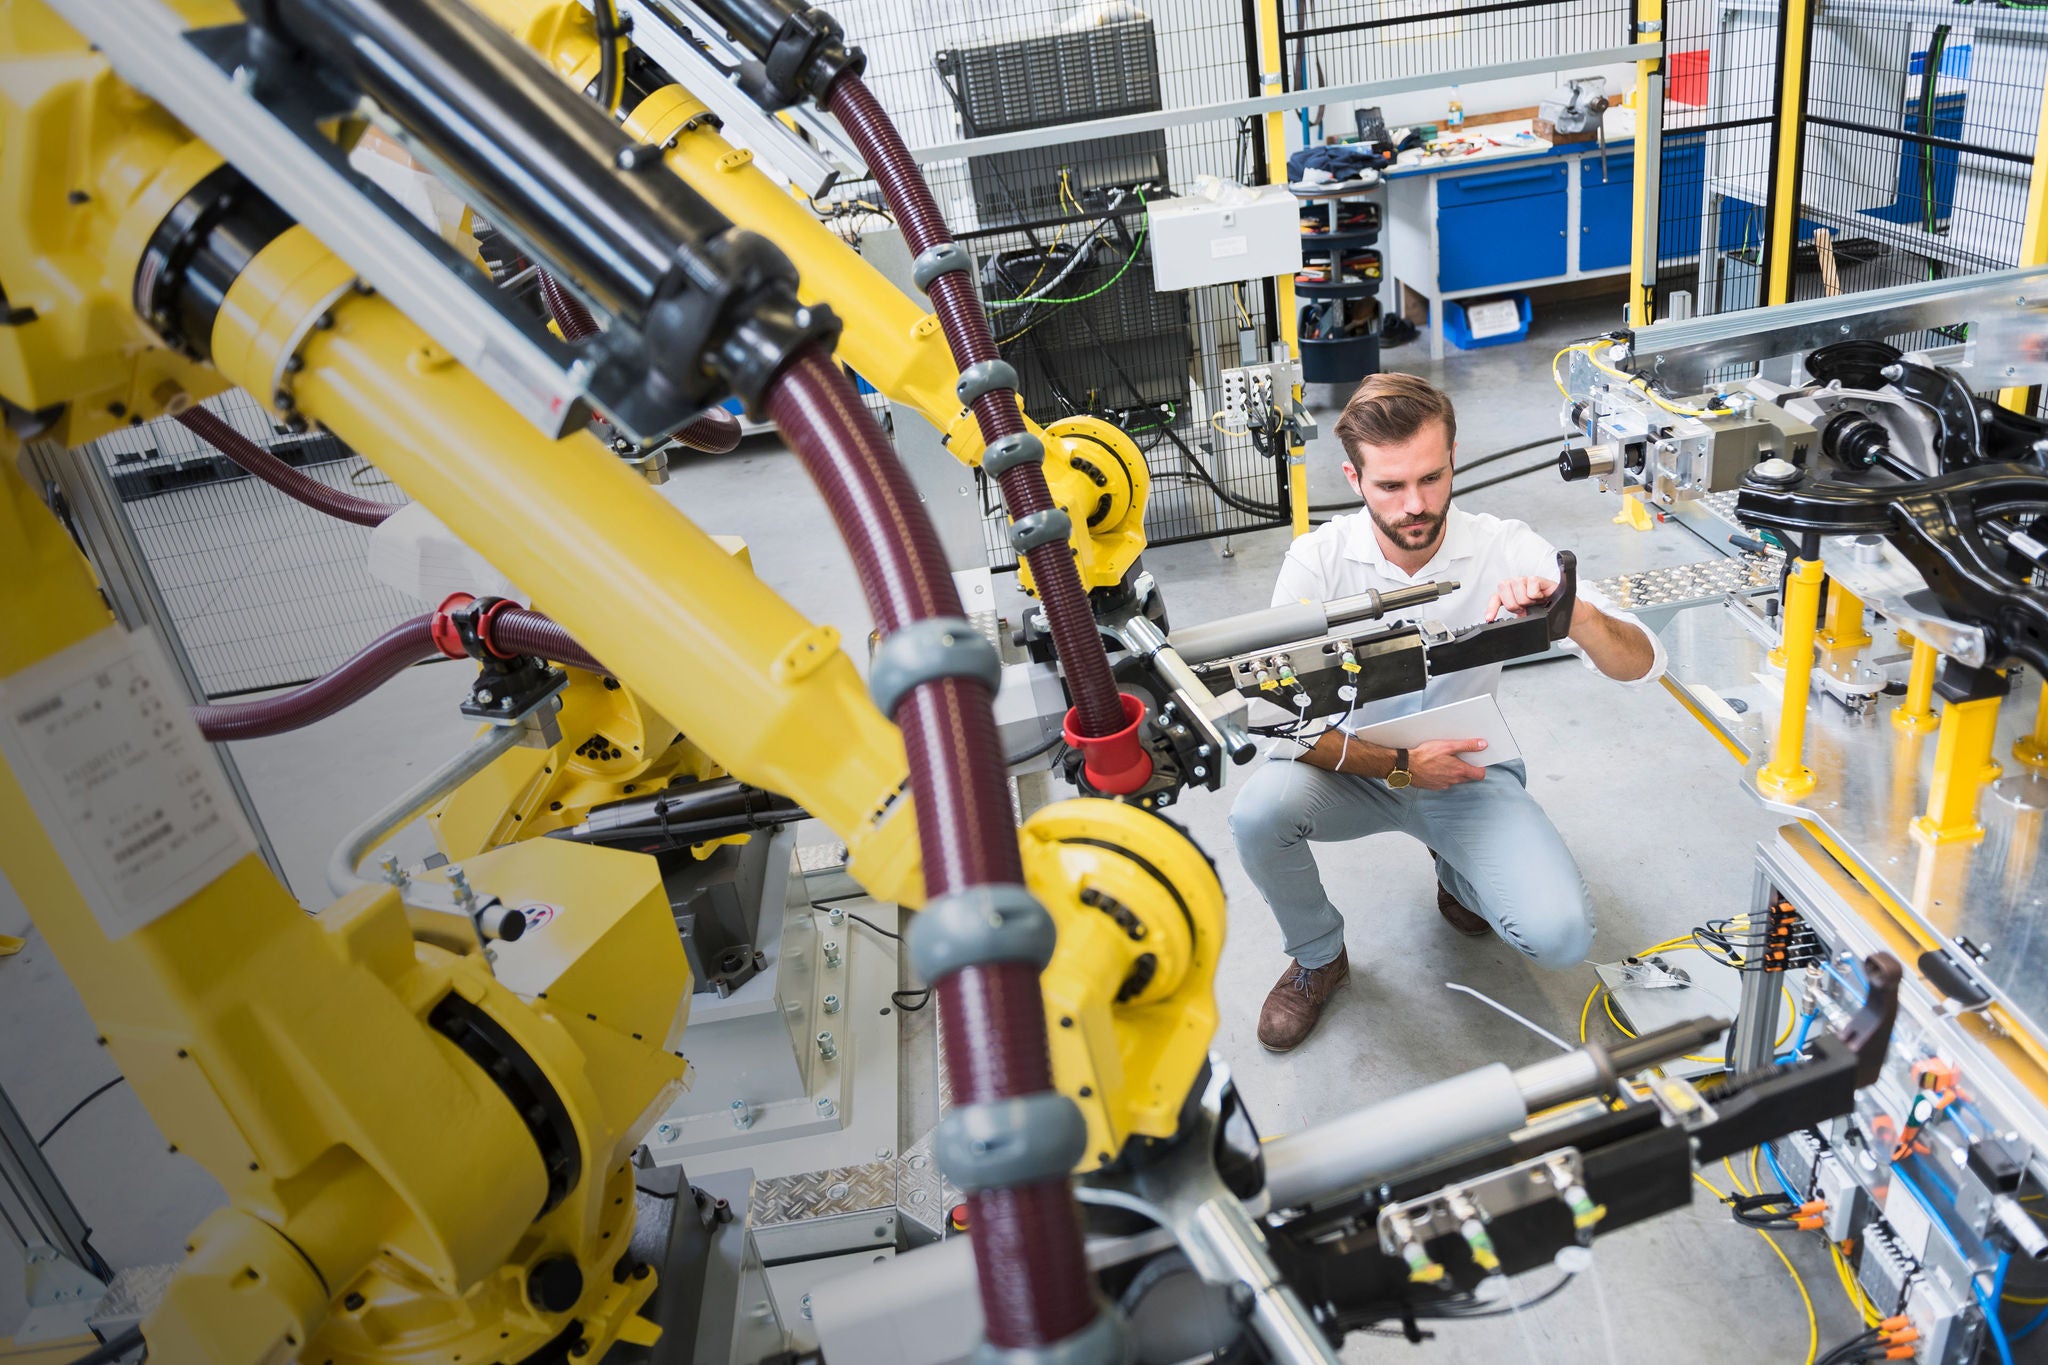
[1670,49,1709,106]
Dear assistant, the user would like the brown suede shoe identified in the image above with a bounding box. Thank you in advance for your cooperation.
[1257,948,1349,1052]
[1436,880,1490,936]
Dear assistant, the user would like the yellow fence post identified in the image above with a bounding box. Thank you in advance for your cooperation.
[2000,68,2048,414]
[1627,0,1665,327]
[1758,555,1823,801]
[1255,0,1312,537]
[1763,0,1813,307]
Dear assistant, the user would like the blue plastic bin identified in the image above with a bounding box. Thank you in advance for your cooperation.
[1444,294,1532,350]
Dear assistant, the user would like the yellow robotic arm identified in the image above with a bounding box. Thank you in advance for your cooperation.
[0,2,1228,1358]
[478,0,1152,598]
[2,432,689,1361]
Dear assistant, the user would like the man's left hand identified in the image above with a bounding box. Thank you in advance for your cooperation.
[1485,575,1560,622]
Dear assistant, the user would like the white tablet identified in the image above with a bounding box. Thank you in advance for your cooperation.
[1347,694,1522,766]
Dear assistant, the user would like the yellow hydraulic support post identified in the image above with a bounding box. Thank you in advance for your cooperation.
[2015,681,2048,771]
[1818,582,1871,650]
[2000,66,2048,414]
[1763,0,1814,307]
[1894,634,1940,736]
[1912,675,2006,847]
[1757,555,1823,801]
[1626,0,1664,327]
[1253,0,1311,536]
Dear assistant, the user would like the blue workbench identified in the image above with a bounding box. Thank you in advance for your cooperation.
[1384,113,1745,360]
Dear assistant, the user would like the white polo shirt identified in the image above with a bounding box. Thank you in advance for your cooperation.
[1271,505,1667,730]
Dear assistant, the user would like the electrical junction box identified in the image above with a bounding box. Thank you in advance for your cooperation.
[1146,184,1302,290]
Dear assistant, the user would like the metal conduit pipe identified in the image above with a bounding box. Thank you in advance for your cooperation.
[764,347,1099,1350]
[174,406,396,528]
[822,74,1125,742]
[325,722,528,898]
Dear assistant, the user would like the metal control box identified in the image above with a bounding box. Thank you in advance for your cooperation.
[1147,185,1302,290]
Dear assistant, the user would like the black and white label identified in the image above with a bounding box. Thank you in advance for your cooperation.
[0,627,256,938]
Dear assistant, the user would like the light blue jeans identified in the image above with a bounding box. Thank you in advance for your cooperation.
[1228,757,1595,971]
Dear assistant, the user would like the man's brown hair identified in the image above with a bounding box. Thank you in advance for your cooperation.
[1333,372,1457,473]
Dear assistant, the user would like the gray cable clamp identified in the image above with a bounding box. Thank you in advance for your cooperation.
[912,241,973,293]
[907,883,1056,982]
[936,1091,1086,1193]
[981,431,1045,480]
[956,358,1019,407]
[1009,508,1071,553]
[868,616,1002,717]
[973,1308,1128,1365]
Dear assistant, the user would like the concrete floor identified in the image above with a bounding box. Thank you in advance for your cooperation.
[1,292,1896,1360]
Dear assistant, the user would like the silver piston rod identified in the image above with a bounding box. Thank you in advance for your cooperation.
[1169,580,1460,667]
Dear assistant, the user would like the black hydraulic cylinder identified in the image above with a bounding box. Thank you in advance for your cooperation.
[685,0,864,107]
[246,0,703,317]
[550,777,804,848]
[240,0,836,411]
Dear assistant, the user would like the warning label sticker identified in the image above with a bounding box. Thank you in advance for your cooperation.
[0,627,257,939]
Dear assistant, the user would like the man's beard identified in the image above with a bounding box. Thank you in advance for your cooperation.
[1368,501,1446,552]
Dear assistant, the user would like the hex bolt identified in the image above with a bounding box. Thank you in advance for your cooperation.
[801,1293,814,1321]
[828,907,846,926]
[654,1122,677,1141]
[823,993,841,1014]
[817,1031,838,1061]
[817,1096,837,1118]
[377,855,407,887]
[823,940,842,969]
[730,1099,753,1130]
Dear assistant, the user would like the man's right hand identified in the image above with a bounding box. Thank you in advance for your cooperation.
[1408,738,1489,788]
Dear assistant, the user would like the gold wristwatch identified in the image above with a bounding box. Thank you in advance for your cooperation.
[1386,748,1412,789]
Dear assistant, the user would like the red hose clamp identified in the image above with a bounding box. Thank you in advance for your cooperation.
[430,593,476,659]
[1062,692,1152,796]
[432,593,521,662]
[474,597,521,660]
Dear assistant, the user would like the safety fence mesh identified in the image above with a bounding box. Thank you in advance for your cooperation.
[825,0,1297,568]
[1650,0,1787,320]
[83,389,417,699]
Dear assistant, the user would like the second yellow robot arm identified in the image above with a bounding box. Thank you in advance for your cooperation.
[477,0,1151,595]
